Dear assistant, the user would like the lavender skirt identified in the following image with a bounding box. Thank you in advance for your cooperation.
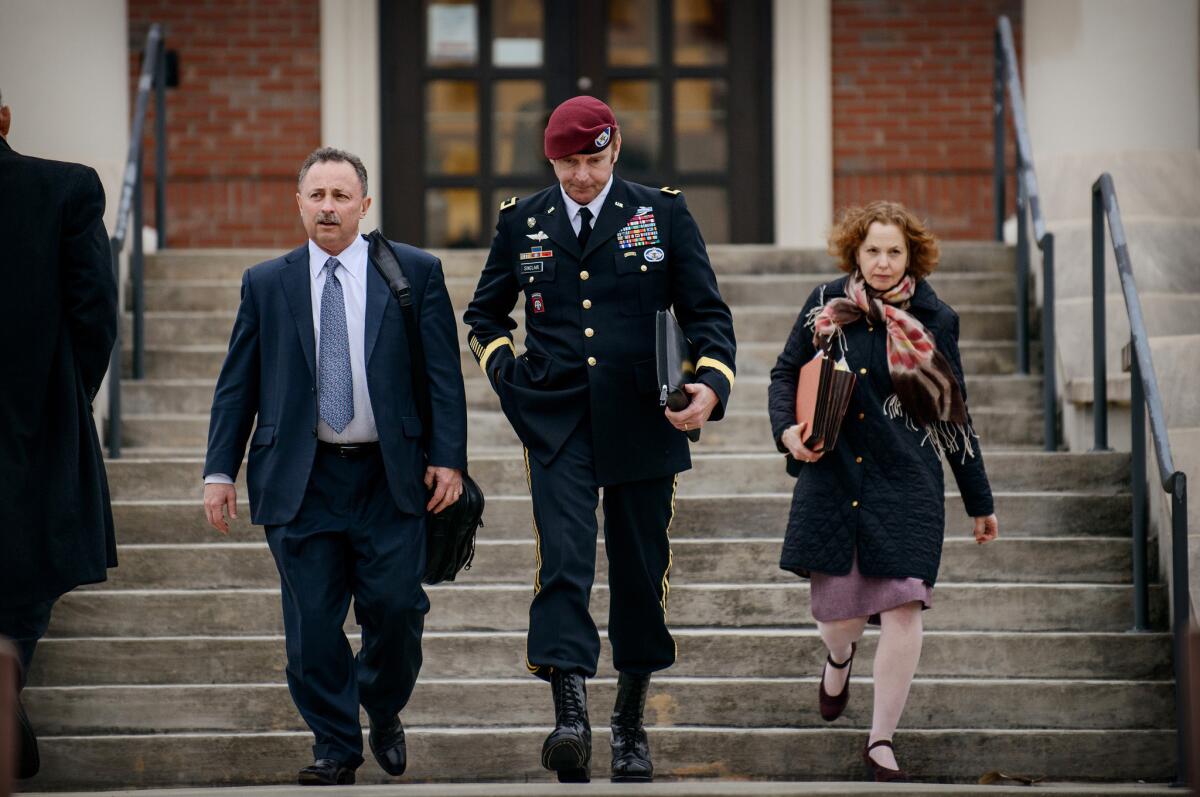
[810,555,933,625]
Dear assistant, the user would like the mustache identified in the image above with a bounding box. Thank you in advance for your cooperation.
[315,211,341,224]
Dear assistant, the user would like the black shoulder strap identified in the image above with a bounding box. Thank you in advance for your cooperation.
[366,230,432,455]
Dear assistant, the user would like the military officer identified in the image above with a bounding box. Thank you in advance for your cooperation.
[464,96,736,783]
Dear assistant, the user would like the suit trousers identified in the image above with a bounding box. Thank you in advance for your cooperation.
[0,599,55,689]
[266,446,428,767]
[524,417,678,681]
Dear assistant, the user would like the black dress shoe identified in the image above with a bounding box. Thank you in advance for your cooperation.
[369,714,407,777]
[610,672,653,783]
[298,758,356,786]
[541,670,591,783]
[17,697,39,780]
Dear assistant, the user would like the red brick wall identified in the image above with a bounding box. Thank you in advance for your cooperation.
[832,0,1021,240]
[129,0,320,248]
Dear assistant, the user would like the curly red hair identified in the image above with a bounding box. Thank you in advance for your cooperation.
[827,201,941,281]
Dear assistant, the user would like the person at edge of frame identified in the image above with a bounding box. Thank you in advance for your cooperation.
[202,147,467,786]
[463,95,737,784]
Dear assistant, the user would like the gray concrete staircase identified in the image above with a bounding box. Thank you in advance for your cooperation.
[20,243,1175,790]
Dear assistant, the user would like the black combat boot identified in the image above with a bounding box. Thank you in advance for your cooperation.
[541,669,591,783]
[610,672,653,782]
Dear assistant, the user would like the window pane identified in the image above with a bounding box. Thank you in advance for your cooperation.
[492,0,543,67]
[426,80,479,175]
[493,81,546,175]
[674,78,727,172]
[609,80,660,174]
[680,186,728,243]
[426,188,481,248]
[673,0,727,66]
[608,0,659,67]
[426,0,479,67]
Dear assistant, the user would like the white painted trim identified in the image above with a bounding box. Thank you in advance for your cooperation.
[772,0,832,247]
[320,0,382,233]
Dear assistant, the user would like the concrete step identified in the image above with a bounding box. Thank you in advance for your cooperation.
[111,491,1133,545]
[23,727,1173,789]
[29,629,1172,686]
[87,537,1140,592]
[117,406,1044,450]
[23,676,1172,736]
[105,452,1131,501]
[126,296,1019,347]
[14,782,1184,797]
[47,582,1166,637]
[120,374,1045,416]
[142,242,1016,282]
[133,272,1024,320]
[124,339,1036,381]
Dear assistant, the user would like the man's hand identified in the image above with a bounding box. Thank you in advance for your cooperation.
[425,466,464,514]
[973,514,999,545]
[664,382,719,433]
[204,483,238,535]
[781,422,825,463]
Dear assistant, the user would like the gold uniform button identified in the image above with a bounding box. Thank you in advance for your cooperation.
[585,328,594,337]
[580,270,590,280]
[868,326,874,332]
[852,500,860,508]
[528,276,535,283]
[640,264,648,272]
[582,299,592,309]
[857,412,865,420]
[855,456,863,464]
[858,367,867,375]
[587,356,597,366]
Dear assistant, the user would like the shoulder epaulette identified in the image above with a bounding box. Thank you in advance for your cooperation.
[499,196,519,211]
[660,186,681,196]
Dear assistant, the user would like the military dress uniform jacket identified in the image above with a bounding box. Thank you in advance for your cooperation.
[464,177,736,486]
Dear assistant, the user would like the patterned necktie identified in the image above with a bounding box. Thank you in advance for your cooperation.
[318,257,354,433]
[577,206,593,250]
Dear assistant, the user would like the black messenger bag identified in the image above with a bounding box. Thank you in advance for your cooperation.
[367,230,484,585]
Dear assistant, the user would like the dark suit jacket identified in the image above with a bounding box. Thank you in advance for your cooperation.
[464,177,737,485]
[0,136,118,604]
[203,237,468,526]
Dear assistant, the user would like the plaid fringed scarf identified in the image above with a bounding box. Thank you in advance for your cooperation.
[806,272,977,460]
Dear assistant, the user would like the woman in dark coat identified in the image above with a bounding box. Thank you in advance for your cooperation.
[767,201,999,781]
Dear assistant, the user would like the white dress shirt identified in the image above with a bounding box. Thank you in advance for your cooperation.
[204,235,378,485]
[561,174,614,236]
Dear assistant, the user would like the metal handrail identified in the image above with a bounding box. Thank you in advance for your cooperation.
[992,15,1057,451]
[1092,172,1190,787]
[106,22,168,459]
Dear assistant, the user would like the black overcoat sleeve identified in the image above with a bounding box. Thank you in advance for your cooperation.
[62,167,117,400]
[667,194,737,419]
[463,210,519,387]
[936,309,994,517]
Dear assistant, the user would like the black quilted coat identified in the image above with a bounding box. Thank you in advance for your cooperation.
[767,276,994,586]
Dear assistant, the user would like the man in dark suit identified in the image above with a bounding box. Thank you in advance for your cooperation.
[0,89,119,782]
[202,147,467,786]
[464,96,737,783]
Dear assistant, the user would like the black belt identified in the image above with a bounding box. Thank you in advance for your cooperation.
[317,440,381,458]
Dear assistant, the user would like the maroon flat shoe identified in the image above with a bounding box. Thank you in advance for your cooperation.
[817,642,855,722]
[863,739,910,782]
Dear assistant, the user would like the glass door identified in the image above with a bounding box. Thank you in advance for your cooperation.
[381,0,772,246]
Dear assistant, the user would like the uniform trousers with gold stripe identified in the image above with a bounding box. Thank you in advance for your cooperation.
[524,414,678,680]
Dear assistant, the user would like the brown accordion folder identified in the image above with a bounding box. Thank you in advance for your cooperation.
[795,352,857,452]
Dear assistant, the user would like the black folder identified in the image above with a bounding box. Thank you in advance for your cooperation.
[656,310,702,443]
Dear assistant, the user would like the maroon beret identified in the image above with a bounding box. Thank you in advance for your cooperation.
[544,96,618,160]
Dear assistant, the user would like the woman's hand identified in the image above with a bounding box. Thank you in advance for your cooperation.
[973,514,998,544]
[781,422,825,463]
